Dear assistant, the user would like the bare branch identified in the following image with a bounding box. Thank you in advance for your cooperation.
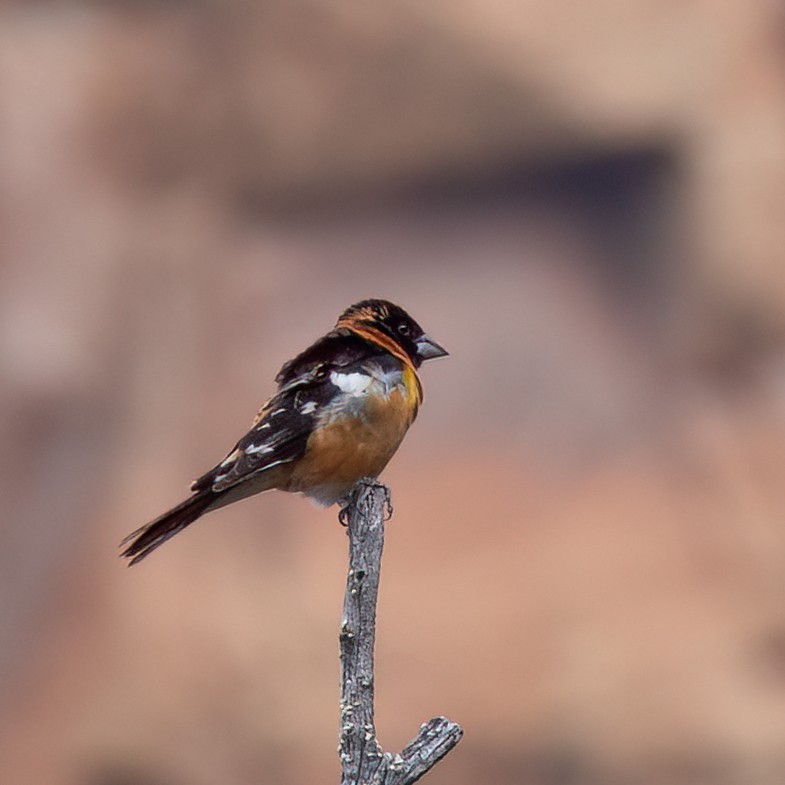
[338,479,463,785]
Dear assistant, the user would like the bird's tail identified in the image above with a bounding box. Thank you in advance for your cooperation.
[120,492,219,565]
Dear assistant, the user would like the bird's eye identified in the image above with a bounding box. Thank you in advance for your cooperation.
[397,323,410,336]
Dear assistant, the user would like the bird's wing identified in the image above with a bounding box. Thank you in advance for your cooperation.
[190,342,370,494]
[190,388,314,494]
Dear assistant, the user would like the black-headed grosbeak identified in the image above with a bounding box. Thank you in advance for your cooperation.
[121,299,447,564]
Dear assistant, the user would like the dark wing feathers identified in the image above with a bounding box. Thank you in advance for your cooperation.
[123,328,385,564]
[191,337,370,495]
[190,391,311,494]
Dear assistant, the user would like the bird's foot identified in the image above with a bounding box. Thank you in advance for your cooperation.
[338,503,351,527]
[338,478,393,525]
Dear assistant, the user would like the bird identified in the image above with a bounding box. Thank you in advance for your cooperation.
[121,299,448,564]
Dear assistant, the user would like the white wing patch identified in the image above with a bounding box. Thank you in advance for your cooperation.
[300,401,317,414]
[245,443,274,455]
[329,371,373,395]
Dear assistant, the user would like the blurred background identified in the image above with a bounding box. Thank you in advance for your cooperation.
[2,2,785,784]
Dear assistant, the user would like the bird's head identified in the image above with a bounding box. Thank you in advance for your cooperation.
[337,299,448,368]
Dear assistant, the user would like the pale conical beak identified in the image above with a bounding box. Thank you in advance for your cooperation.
[415,334,449,360]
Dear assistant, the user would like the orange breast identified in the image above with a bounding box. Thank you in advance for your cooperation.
[286,386,416,505]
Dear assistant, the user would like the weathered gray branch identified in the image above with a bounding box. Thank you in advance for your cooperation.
[338,479,463,785]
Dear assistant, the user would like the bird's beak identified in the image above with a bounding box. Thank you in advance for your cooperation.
[415,334,449,360]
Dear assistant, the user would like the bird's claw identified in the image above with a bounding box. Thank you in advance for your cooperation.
[337,479,393,526]
[338,504,351,527]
